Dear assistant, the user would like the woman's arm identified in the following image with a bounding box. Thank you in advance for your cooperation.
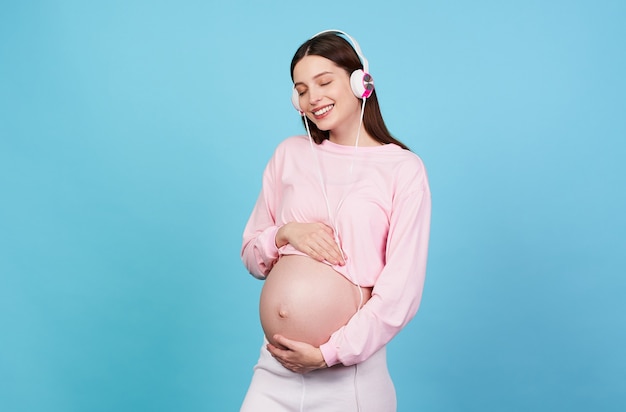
[241,152,282,279]
[320,170,432,366]
[241,142,345,277]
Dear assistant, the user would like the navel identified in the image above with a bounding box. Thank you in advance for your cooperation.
[278,304,289,318]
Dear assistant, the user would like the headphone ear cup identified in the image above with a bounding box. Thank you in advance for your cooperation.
[291,88,303,113]
[350,70,375,99]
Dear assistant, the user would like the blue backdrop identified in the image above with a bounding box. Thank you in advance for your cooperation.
[1,1,624,411]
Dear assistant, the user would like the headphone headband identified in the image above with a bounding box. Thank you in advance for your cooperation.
[309,29,370,74]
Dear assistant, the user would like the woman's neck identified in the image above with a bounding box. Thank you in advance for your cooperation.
[329,126,379,147]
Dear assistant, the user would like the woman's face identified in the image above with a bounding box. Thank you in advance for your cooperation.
[292,55,361,134]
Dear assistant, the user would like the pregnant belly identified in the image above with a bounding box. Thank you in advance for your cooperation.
[260,255,372,348]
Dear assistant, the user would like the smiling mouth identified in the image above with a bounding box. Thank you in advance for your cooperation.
[313,104,334,116]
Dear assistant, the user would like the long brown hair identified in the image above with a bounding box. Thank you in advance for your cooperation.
[290,32,410,150]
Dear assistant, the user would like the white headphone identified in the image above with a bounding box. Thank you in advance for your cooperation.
[291,30,374,114]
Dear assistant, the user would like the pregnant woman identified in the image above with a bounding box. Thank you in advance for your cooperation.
[240,30,431,412]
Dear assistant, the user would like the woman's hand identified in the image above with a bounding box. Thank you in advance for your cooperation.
[267,335,328,374]
[276,222,345,265]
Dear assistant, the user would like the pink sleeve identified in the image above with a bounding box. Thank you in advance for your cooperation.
[320,172,431,366]
[241,152,281,279]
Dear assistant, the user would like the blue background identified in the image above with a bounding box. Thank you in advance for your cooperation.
[1,1,625,411]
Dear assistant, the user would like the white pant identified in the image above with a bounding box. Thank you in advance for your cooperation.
[240,340,396,412]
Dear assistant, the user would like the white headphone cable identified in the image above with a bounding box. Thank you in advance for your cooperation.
[303,97,367,310]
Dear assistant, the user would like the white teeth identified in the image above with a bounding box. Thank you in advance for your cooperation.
[313,105,333,116]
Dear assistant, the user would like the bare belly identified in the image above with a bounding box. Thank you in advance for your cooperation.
[260,255,372,348]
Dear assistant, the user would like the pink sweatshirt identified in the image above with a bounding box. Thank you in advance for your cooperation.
[241,135,431,367]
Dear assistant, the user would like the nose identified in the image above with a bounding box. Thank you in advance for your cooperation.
[308,87,322,106]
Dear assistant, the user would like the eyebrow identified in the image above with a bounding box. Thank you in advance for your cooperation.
[294,71,334,87]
